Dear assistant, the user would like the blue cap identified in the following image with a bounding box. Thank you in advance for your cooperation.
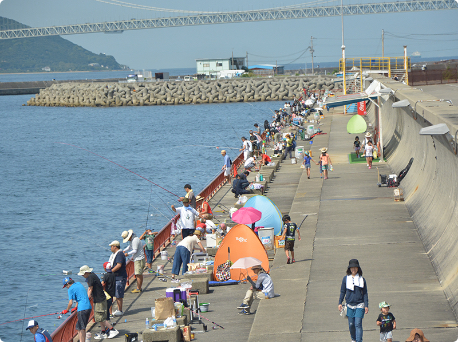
[62,277,72,288]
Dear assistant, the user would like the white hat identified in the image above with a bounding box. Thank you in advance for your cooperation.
[109,240,120,247]
[365,132,372,137]
[320,147,328,153]
[121,229,134,243]
[26,320,38,330]
[78,265,93,276]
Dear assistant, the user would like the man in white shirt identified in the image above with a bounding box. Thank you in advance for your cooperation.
[171,198,203,238]
[240,137,252,160]
[171,230,206,279]
[121,229,145,293]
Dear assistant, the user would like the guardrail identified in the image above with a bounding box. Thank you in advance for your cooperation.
[51,151,243,341]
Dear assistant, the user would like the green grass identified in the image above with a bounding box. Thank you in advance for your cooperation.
[348,152,385,164]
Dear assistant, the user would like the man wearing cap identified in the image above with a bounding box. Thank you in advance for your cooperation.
[237,265,275,315]
[26,320,53,342]
[121,229,145,293]
[62,277,92,342]
[221,150,232,183]
[171,230,206,279]
[102,262,116,320]
[177,184,196,209]
[78,265,119,339]
[108,240,126,316]
[172,198,203,239]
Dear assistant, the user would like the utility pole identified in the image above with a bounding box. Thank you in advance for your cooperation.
[246,51,248,69]
[275,60,277,76]
[310,36,315,75]
[231,51,234,70]
[382,29,384,58]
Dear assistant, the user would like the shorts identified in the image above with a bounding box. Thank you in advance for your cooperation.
[75,309,91,330]
[94,301,107,323]
[380,331,393,341]
[321,164,328,171]
[355,147,360,151]
[115,278,126,299]
[304,163,311,169]
[284,240,295,251]
[224,168,231,176]
[134,259,145,275]
[145,249,154,264]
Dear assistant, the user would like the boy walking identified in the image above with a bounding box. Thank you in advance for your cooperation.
[302,151,318,179]
[376,301,396,342]
[280,215,301,264]
[354,136,361,158]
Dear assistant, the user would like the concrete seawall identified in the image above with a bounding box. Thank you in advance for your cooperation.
[26,76,337,107]
[370,77,458,319]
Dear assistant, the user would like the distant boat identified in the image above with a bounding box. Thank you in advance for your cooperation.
[411,51,421,58]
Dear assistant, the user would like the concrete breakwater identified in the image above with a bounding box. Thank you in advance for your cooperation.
[26,76,336,107]
[369,77,458,319]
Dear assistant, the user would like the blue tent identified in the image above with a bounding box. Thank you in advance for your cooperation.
[244,195,283,235]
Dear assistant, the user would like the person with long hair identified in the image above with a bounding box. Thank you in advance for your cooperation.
[338,259,369,342]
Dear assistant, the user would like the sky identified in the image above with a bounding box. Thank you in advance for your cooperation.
[1,0,457,70]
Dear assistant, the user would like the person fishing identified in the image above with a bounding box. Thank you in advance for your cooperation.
[196,195,213,218]
[26,320,53,342]
[237,265,275,315]
[172,197,203,238]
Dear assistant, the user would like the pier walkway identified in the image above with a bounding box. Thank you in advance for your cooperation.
[89,107,457,341]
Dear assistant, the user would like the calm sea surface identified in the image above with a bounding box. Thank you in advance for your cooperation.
[0,87,281,340]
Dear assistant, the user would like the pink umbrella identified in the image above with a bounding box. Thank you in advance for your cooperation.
[231,207,262,225]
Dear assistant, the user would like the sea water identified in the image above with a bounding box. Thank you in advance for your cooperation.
[0,91,281,340]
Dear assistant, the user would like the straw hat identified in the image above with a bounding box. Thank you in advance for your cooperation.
[77,265,93,276]
[251,264,262,270]
[320,147,328,153]
[122,229,134,243]
[365,132,372,137]
[405,329,429,342]
[196,195,205,202]
[194,230,202,237]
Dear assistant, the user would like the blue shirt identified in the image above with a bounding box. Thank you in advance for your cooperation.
[224,154,231,168]
[113,251,127,281]
[303,155,312,164]
[34,328,53,342]
[68,282,92,311]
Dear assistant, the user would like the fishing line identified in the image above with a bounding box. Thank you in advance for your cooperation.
[184,144,239,150]
[184,307,225,329]
[55,142,180,198]
[145,185,153,229]
[19,292,28,341]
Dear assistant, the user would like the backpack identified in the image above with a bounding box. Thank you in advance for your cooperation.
[291,140,296,150]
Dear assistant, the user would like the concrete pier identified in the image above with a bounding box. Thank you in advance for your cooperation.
[88,80,458,341]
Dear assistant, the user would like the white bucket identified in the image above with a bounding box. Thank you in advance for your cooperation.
[296,147,304,159]
[157,265,164,274]
[307,125,314,135]
[161,251,168,260]
[258,227,275,250]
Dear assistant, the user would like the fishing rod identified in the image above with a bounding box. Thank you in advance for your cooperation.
[183,144,239,150]
[55,142,180,198]
[184,307,225,330]
[145,185,153,230]
[0,312,61,326]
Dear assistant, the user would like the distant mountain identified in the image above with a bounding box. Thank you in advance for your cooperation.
[0,17,128,73]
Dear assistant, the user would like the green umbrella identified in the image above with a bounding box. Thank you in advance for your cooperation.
[347,114,367,134]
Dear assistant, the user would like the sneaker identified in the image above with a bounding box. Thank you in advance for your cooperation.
[237,304,250,309]
[108,329,119,339]
[292,259,296,263]
[131,288,142,293]
[112,310,123,317]
[368,166,371,169]
[239,309,251,315]
[287,258,291,264]
[94,333,108,340]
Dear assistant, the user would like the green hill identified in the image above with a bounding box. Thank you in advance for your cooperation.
[0,17,127,73]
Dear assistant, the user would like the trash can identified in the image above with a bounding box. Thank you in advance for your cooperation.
[257,227,274,250]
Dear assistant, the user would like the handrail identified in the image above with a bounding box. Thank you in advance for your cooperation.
[51,151,244,341]
[455,130,458,155]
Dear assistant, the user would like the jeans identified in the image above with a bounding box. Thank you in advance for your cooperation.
[348,316,363,342]
[172,246,191,275]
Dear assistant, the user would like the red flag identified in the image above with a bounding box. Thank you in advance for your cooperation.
[357,101,367,115]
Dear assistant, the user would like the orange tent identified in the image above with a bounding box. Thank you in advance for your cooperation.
[213,224,269,281]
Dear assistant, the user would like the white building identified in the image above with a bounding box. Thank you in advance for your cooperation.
[196,57,246,78]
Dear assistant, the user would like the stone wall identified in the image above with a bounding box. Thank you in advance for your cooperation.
[26,77,337,107]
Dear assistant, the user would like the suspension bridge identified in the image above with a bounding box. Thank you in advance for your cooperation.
[0,0,456,40]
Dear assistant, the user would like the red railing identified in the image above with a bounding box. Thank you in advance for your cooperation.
[51,152,244,341]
